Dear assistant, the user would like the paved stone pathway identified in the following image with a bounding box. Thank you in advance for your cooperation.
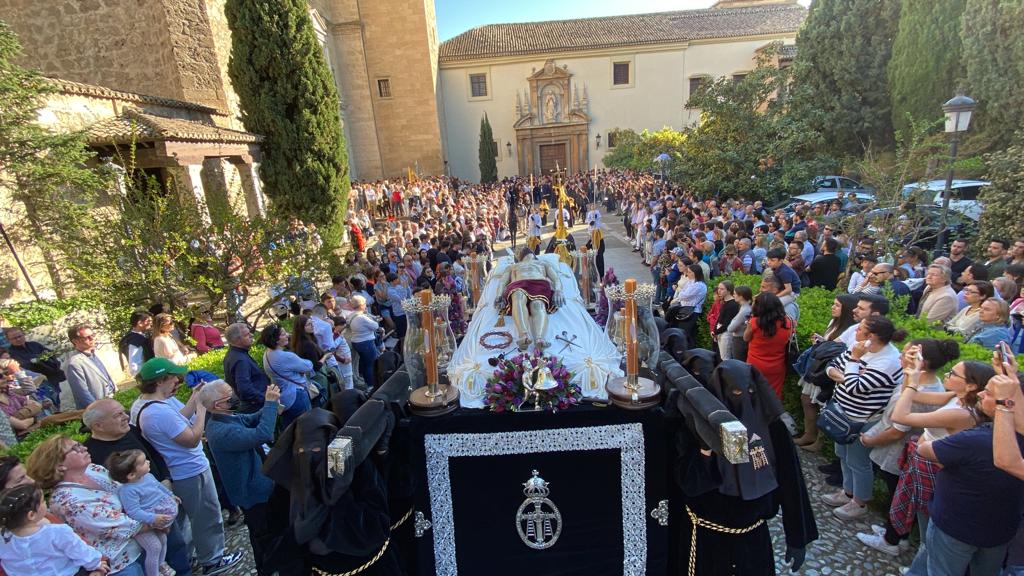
[220,208,913,575]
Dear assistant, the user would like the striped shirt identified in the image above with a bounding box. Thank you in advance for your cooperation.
[830,344,903,421]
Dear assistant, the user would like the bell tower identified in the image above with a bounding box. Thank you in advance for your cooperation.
[309,0,444,180]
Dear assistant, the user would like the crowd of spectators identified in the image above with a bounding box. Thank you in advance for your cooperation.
[1,169,1024,576]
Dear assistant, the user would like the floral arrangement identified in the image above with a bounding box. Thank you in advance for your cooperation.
[484,349,582,413]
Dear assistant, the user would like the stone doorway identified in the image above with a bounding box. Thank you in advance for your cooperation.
[539,143,567,175]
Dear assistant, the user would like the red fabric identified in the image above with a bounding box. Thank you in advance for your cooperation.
[707,300,722,336]
[889,437,939,536]
[190,324,224,354]
[501,279,555,315]
[350,223,365,252]
[746,317,793,398]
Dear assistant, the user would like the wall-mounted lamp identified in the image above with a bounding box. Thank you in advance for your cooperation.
[595,133,601,149]
[506,141,513,158]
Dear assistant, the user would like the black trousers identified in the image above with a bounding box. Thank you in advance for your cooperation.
[594,238,606,279]
[243,503,273,576]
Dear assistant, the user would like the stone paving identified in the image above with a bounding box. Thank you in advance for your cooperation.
[218,208,915,575]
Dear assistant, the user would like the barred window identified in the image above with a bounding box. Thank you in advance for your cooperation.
[377,78,392,98]
[613,62,630,85]
[470,73,488,97]
[607,131,618,149]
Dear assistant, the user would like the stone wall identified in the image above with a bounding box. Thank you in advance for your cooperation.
[358,0,444,177]
[0,0,231,112]
[200,0,246,130]
[0,0,183,100]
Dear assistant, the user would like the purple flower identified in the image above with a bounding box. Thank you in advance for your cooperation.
[493,384,503,393]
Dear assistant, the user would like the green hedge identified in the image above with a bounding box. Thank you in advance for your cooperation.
[1,346,268,460]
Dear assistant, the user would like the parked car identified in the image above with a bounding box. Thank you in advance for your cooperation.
[811,175,875,196]
[901,179,989,221]
[770,190,876,215]
[859,205,975,249]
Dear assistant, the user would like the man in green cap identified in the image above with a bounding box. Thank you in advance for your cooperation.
[131,357,243,576]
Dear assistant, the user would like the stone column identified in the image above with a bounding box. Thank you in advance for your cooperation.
[167,163,212,225]
[230,159,266,219]
[200,158,232,220]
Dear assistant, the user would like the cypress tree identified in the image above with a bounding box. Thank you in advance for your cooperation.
[961,0,1024,150]
[888,0,966,138]
[478,114,497,183]
[224,0,349,244]
[789,0,901,157]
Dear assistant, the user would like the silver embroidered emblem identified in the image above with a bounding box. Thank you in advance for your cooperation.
[650,499,669,526]
[516,470,562,549]
[414,511,432,538]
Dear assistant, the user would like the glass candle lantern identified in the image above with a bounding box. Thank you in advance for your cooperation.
[402,291,459,414]
[465,252,488,313]
[604,279,661,409]
[572,248,600,309]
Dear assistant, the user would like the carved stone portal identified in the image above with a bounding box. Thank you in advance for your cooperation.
[514,60,590,176]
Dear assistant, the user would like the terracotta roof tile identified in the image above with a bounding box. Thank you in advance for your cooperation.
[49,78,229,116]
[440,3,806,62]
[86,109,261,146]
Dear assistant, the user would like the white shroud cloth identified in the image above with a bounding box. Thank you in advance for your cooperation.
[448,254,623,408]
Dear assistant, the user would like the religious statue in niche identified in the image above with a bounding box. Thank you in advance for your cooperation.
[543,92,559,124]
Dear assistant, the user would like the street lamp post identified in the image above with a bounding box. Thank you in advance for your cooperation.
[937,92,976,254]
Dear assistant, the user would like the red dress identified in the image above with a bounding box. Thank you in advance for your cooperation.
[746,317,793,398]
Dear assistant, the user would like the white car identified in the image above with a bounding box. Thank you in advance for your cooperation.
[901,179,990,221]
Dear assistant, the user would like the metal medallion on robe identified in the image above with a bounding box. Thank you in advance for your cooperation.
[516,470,563,550]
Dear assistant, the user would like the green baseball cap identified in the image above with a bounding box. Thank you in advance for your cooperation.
[138,357,189,381]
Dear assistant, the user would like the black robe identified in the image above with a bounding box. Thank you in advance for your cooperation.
[672,358,818,575]
[262,408,403,576]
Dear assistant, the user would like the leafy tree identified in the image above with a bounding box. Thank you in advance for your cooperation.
[978,130,1024,243]
[675,52,837,202]
[0,21,108,300]
[224,0,349,245]
[478,114,497,183]
[960,0,1024,151]
[789,0,901,157]
[601,128,686,173]
[0,20,334,328]
[888,0,966,138]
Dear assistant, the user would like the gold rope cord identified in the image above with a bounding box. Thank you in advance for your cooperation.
[309,508,413,576]
[685,505,765,576]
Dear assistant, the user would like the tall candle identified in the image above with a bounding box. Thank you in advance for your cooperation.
[580,247,590,305]
[420,290,438,387]
[624,279,638,381]
[468,251,479,306]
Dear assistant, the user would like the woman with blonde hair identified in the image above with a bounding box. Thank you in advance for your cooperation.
[25,435,147,576]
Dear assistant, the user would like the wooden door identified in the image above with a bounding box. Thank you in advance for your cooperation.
[539,143,567,175]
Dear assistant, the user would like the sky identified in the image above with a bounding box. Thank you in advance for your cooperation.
[437,0,812,41]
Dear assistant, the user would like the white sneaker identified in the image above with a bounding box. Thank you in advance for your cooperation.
[857,532,900,556]
[871,524,911,550]
[822,490,852,507]
[834,500,868,520]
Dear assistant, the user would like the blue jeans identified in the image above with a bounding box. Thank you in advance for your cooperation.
[280,388,311,431]
[907,522,1009,576]
[352,339,380,389]
[835,424,875,502]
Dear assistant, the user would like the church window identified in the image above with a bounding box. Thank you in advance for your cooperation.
[613,62,630,86]
[607,131,618,149]
[689,77,705,96]
[377,78,392,98]
[470,74,488,97]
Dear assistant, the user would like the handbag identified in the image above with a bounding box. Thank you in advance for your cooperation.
[816,399,881,445]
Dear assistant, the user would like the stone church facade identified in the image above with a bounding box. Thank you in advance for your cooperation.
[436,0,806,181]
